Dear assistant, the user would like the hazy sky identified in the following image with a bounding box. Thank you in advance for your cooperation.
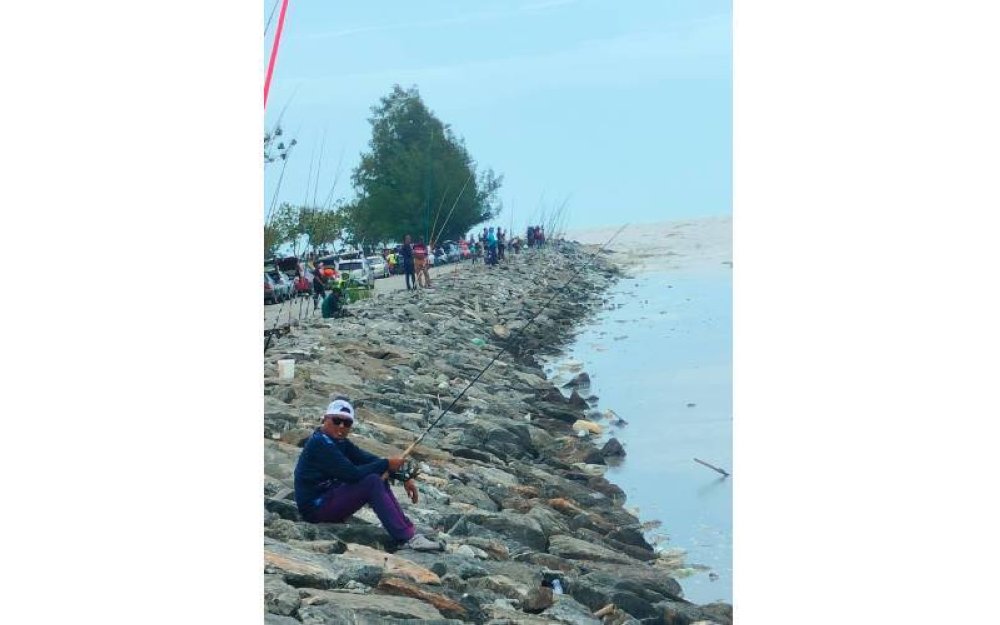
[264,0,731,232]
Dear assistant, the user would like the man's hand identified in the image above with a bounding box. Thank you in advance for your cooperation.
[404,479,419,504]
[387,457,405,471]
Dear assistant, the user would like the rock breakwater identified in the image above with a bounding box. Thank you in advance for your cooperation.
[264,243,733,625]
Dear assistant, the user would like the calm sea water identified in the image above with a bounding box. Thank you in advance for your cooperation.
[544,267,732,604]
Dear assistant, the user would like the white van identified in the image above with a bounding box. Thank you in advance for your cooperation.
[336,257,376,286]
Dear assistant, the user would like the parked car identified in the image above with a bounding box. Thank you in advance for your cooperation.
[264,274,281,304]
[366,255,389,279]
[433,246,448,265]
[265,270,294,302]
[441,241,461,263]
[336,257,376,287]
[273,256,312,297]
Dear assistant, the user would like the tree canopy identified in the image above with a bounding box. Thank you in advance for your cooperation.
[344,85,502,247]
[264,202,344,259]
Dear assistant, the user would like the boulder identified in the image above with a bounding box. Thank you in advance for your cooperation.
[548,534,639,565]
[539,595,604,625]
[561,372,591,390]
[601,437,626,457]
[571,420,602,435]
[376,577,468,620]
[264,538,383,590]
[568,390,589,409]
[465,574,530,601]
[296,588,446,623]
[264,575,301,617]
[522,585,555,613]
[654,599,733,625]
[345,543,441,585]
[465,511,548,550]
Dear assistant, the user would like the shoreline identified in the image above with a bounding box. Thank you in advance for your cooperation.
[264,241,733,624]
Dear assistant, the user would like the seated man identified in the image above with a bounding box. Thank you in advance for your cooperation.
[320,289,342,318]
[293,398,443,551]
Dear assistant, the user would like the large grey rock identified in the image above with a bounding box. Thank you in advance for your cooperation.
[265,518,304,542]
[465,574,530,600]
[265,614,303,625]
[264,575,301,617]
[446,483,500,512]
[568,568,685,618]
[522,585,554,613]
[457,419,533,460]
[465,511,548,550]
[653,598,733,625]
[562,372,591,390]
[548,534,639,565]
[264,497,301,521]
[308,519,395,551]
[525,505,570,538]
[539,595,604,625]
[264,538,383,590]
[601,437,626,458]
[296,588,445,623]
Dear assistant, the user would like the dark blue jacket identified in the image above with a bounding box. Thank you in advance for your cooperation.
[400,243,414,267]
[293,429,389,519]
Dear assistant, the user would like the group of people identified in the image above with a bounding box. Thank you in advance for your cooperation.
[526,225,546,248]
[468,225,545,265]
[395,235,433,291]
[297,225,549,307]
[304,261,346,318]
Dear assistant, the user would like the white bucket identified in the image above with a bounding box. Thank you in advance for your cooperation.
[277,359,296,380]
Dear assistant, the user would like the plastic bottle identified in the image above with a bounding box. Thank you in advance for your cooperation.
[551,579,563,595]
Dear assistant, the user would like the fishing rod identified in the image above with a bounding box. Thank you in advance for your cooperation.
[303,143,317,207]
[264,125,307,346]
[427,181,453,247]
[264,0,281,37]
[321,147,346,210]
[312,129,327,207]
[265,122,302,224]
[396,223,628,459]
[430,172,473,246]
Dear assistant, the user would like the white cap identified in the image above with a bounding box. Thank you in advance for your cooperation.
[325,399,355,420]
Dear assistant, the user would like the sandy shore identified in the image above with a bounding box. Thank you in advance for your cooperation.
[566,215,732,274]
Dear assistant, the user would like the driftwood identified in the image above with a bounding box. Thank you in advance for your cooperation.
[694,457,730,477]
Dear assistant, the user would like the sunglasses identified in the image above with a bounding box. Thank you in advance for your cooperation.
[327,416,354,427]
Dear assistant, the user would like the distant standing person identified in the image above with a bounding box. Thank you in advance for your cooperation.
[312,262,328,310]
[400,235,416,290]
[486,227,498,265]
[412,237,431,288]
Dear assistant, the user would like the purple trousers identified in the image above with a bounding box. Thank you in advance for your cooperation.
[310,473,415,542]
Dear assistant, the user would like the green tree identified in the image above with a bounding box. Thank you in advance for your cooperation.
[345,85,502,247]
[296,205,344,254]
[264,202,299,258]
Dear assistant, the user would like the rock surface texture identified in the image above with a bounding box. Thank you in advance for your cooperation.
[263,243,733,624]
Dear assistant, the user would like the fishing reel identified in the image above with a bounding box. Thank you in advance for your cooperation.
[389,459,420,483]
